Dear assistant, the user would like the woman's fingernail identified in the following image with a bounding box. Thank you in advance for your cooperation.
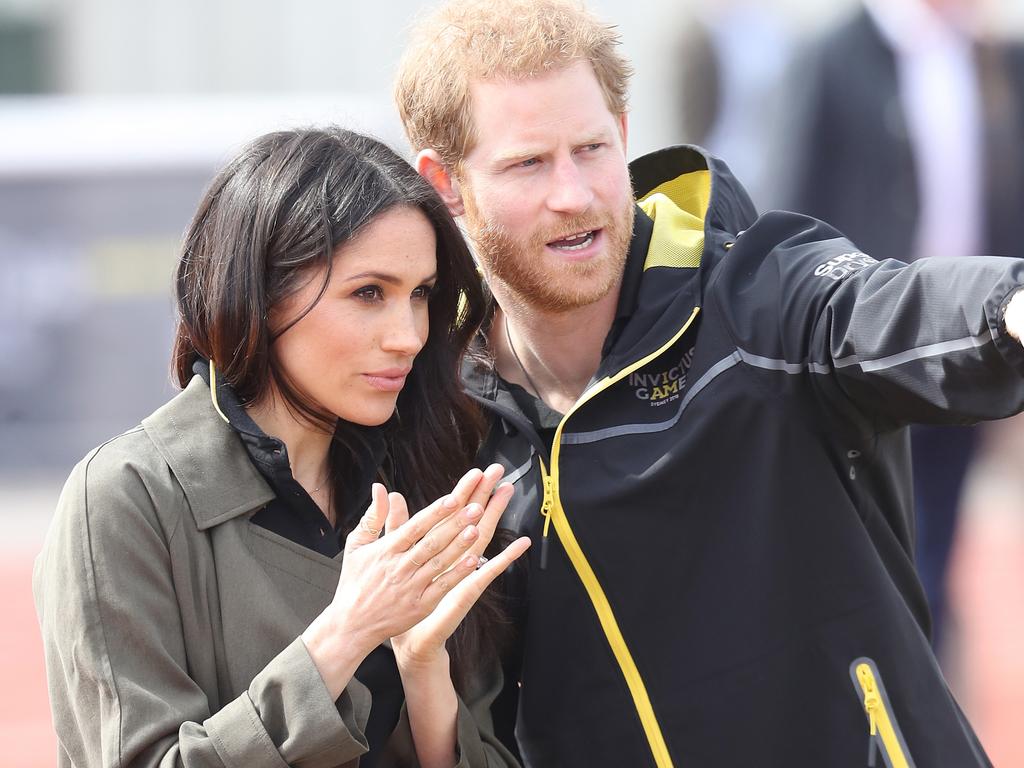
[462,526,477,541]
[465,503,483,519]
[442,495,457,510]
[464,555,479,568]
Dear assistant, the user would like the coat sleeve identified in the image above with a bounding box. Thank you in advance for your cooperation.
[377,658,521,768]
[716,210,1024,430]
[33,437,371,768]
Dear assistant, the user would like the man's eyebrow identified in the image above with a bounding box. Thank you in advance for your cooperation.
[341,270,438,285]
[492,147,546,167]
[492,132,615,167]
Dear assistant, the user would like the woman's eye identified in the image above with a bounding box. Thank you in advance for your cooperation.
[412,284,436,300]
[353,285,383,302]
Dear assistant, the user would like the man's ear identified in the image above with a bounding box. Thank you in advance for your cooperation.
[416,149,465,217]
[618,111,629,154]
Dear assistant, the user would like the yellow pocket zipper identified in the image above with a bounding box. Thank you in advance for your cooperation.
[850,657,915,768]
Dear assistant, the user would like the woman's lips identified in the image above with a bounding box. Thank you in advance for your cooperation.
[363,368,411,392]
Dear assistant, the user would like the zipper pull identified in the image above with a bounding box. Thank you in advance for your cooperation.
[540,474,553,570]
[858,664,881,767]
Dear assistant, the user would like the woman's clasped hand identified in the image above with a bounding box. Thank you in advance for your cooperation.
[304,464,530,698]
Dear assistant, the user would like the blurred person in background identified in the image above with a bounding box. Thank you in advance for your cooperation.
[396,0,1024,765]
[33,127,529,768]
[778,0,1024,653]
[675,0,794,210]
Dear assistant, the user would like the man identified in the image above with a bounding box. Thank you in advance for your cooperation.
[395,1,1024,765]
[779,0,1024,653]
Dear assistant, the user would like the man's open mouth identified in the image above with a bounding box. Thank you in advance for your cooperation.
[548,230,597,251]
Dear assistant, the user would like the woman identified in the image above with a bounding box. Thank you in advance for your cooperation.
[33,128,529,768]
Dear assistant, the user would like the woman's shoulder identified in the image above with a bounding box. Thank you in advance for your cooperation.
[53,382,218,545]
[50,376,272,551]
[57,417,188,547]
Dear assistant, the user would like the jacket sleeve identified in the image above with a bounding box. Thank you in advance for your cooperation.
[716,210,1024,429]
[378,659,521,768]
[33,441,371,768]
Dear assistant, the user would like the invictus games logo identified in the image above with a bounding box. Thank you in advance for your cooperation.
[813,252,877,281]
[628,346,695,406]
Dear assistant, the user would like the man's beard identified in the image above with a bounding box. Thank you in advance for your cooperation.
[463,196,635,314]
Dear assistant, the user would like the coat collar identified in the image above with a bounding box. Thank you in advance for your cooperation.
[142,374,275,531]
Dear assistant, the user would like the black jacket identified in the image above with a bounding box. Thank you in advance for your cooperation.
[464,145,1024,767]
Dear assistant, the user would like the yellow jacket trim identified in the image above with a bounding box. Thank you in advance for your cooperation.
[853,658,914,768]
[208,360,231,424]
[542,306,701,768]
[638,170,711,271]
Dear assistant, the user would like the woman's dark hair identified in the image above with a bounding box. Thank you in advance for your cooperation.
[173,127,506,689]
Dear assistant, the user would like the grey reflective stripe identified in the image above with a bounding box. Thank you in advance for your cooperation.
[561,352,741,446]
[558,329,994,448]
[737,328,995,377]
[504,451,536,485]
[737,349,832,375]
[833,329,995,372]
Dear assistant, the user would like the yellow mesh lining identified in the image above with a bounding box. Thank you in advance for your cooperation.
[637,170,711,270]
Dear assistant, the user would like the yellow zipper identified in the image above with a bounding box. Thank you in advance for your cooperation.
[538,459,553,568]
[540,306,700,768]
[851,657,915,768]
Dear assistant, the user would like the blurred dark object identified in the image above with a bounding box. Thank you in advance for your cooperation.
[776,1,1024,652]
[675,4,793,209]
[778,6,1024,264]
[0,16,52,94]
[0,171,210,473]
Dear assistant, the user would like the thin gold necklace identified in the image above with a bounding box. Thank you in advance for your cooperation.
[504,315,546,404]
[304,470,330,494]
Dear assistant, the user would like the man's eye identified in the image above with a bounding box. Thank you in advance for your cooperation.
[354,286,383,301]
[518,157,539,168]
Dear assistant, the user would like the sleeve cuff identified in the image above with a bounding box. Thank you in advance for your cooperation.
[383,696,488,768]
[206,637,372,767]
[993,283,1024,376]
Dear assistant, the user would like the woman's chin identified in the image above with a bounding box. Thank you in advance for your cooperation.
[335,398,399,427]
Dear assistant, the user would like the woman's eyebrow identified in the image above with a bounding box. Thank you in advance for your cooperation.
[342,270,438,285]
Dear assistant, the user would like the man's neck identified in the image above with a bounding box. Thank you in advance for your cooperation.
[493,282,621,415]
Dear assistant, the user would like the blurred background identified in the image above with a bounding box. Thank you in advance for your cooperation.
[3,0,1024,764]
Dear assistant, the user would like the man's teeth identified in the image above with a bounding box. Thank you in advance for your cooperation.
[551,231,595,251]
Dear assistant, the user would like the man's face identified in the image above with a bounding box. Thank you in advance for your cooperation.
[457,60,634,313]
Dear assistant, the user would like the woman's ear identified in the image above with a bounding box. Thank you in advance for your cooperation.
[416,150,465,217]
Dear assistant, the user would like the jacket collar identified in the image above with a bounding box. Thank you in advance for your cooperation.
[629,144,758,274]
[142,374,275,531]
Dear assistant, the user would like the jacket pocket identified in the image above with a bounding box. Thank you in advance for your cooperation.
[849,657,916,768]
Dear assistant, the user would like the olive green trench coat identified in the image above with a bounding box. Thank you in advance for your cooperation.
[33,375,517,768]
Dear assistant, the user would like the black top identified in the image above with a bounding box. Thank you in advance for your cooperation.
[193,359,400,764]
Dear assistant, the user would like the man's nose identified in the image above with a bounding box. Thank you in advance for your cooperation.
[546,158,594,215]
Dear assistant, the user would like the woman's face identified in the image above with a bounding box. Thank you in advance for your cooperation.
[271,205,438,427]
